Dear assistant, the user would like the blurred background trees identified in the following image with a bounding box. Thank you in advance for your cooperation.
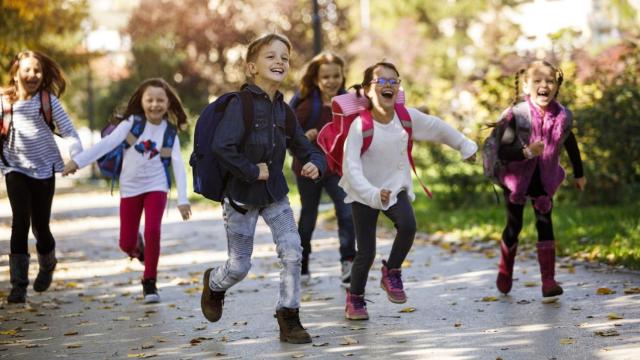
[1,0,638,206]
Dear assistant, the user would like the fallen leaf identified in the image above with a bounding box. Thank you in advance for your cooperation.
[312,342,329,347]
[398,307,416,313]
[340,336,359,345]
[291,353,305,358]
[623,287,640,294]
[25,344,41,348]
[114,316,130,321]
[596,288,616,295]
[141,343,154,349]
[64,331,79,336]
[232,321,247,326]
[523,281,539,287]
[0,330,19,336]
[482,296,498,302]
[607,313,623,320]
[542,297,559,304]
[127,354,157,359]
[595,329,619,337]
[66,343,82,349]
[560,338,575,345]
[454,322,462,328]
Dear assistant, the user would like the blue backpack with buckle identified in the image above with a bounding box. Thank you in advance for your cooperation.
[97,115,177,192]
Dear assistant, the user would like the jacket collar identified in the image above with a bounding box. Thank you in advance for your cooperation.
[241,83,283,102]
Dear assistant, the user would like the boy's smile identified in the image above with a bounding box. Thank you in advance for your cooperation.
[249,39,290,86]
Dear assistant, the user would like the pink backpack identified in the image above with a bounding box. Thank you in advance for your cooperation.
[316,90,431,197]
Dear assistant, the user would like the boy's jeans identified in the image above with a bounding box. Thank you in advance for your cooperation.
[210,196,302,309]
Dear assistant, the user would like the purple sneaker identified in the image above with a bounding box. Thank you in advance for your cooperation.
[345,289,369,320]
[380,260,406,303]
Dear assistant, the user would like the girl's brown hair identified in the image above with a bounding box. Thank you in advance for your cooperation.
[513,59,564,105]
[3,50,66,102]
[122,78,188,131]
[299,52,346,99]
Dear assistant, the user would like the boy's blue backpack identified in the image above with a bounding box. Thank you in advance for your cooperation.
[97,115,177,192]
[190,91,254,202]
[190,89,298,202]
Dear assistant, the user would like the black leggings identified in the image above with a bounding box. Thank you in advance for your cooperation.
[5,172,56,255]
[502,189,554,248]
[350,191,416,295]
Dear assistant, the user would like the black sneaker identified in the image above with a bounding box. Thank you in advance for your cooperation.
[142,278,160,303]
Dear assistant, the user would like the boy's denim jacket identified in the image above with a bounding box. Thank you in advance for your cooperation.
[212,83,326,207]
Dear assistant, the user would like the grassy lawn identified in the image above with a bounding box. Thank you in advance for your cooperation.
[411,193,640,269]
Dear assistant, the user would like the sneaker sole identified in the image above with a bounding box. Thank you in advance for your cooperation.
[144,294,160,303]
[380,282,407,304]
[345,313,369,320]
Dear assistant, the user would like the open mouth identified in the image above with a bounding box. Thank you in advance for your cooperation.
[536,89,550,100]
[270,68,285,75]
[381,89,394,99]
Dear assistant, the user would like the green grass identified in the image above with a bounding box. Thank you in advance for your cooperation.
[410,192,640,269]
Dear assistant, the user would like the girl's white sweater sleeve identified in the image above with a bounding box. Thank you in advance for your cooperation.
[170,135,189,205]
[341,118,383,208]
[409,108,477,159]
[72,119,132,169]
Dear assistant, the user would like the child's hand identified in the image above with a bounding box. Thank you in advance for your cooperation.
[574,177,586,191]
[62,161,79,176]
[257,163,269,180]
[301,162,319,180]
[305,129,318,141]
[525,140,545,158]
[380,189,391,206]
[178,204,191,220]
[464,153,477,163]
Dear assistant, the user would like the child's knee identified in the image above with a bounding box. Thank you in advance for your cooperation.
[227,257,252,281]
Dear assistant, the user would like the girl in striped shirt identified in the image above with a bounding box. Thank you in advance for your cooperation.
[1,51,82,304]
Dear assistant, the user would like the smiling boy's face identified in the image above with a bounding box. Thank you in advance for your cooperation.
[248,40,290,86]
[523,65,558,110]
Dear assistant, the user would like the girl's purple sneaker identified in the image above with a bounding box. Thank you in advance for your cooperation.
[345,289,369,320]
[380,260,406,303]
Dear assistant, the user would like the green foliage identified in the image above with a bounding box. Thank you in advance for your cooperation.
[0,0,89,82]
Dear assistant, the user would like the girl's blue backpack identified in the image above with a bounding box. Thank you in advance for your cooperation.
[97,115,177,192]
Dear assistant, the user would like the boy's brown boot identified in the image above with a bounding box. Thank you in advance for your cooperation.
[201,268,225,322]
[275,307,312,344]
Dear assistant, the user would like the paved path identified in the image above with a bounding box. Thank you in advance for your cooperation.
[1,189,639,359]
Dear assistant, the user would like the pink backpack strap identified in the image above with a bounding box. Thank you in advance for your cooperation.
[359,109,374,155]
[395,103,432,198]
[39,90,54,131]
[0,96,12,137]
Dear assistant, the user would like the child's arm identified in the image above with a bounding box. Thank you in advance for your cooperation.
[342,118,385,207]
[170,134,191,219]
[288,114,326,178]
[409,108,477,160]
[72,119,133,169]
[50,95,83,157]
[211,97,260,182]
[563,131,586,190]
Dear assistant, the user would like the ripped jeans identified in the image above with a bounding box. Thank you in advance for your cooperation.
[209,196,302,309]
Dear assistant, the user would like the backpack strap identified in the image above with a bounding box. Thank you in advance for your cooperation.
[395,104,432,198]
[39,90,55,132]
[359,110,374,155]
[238,90,255,145]
[0,95,11,138]
[125,116,146,148]
[160,123,178,188]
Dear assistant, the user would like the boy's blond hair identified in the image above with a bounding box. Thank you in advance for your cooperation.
[246,33,291,64]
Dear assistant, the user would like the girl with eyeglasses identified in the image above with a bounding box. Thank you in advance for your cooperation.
[339,62,477,320]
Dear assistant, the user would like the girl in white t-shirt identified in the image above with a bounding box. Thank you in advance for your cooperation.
[340,62,477,320]
[63,78,191,303]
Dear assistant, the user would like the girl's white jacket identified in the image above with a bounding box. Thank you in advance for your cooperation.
[73,116,189,205]
[339,108,477,210]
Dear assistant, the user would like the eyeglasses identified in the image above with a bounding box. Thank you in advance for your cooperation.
[370,78,401,86]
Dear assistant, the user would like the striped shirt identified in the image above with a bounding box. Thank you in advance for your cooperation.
[0,93,82,179]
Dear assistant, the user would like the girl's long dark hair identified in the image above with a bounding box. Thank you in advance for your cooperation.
[299,52,346,99]
[122,78,188,131]
[2,50,66,103]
